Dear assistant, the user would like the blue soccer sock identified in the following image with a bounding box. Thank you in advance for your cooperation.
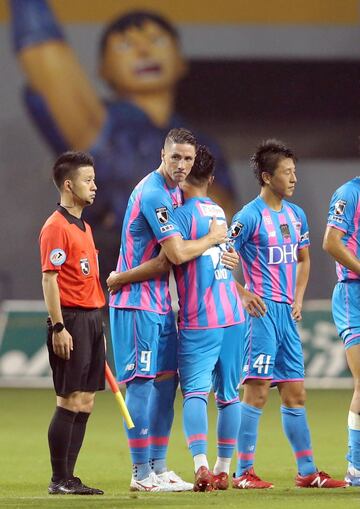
[236,402,262,476]
[216,400,241,459]
[148,375,178,473]
[281,405,316,476]
[183,395,208,457]
[348,411,360,470]
[125,378,154,478]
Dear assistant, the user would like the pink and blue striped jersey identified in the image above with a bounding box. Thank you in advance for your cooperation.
[173,197,245,329]
[327,177,360,282]
[109,171,182,313]
[229,196,310,304]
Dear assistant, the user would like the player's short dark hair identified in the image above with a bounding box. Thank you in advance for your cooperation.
[164,128,196,148]
[251,139,297,186]
[53,151,95,189]
[187,145,215,185]
[99,10,179,57]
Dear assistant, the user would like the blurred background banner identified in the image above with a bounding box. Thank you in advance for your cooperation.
[0,299,351,388]
[0,1,358,386]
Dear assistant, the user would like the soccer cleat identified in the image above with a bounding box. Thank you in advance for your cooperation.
[67,477,104,495]
[232,467,274,489]
[212,472,229,490]
[345,463,360,486]
[295,471,348,488]
[193,466,214,492]
[156,470,193,491]
[344,471,360,486]
[130,471,175,492]
[48,477,104,495]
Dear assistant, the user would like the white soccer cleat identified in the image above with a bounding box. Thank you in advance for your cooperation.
[156,470,194,491]
[130,472,165,492]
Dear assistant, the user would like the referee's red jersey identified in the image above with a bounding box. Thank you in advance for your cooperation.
[39,207,105,308]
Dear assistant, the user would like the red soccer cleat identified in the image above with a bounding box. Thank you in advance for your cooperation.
[212,472,229,490]
[193,466,214,492]
[295,471,348,488]
[232,467,274,489]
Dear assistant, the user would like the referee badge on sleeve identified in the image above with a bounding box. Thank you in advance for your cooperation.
[49,248,66,266]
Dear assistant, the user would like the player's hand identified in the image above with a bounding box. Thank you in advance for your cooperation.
[107,271,124,294]
[291,301,302,321]
[208,217,227,245]
[222,246,239,270]
[241,289,267,317]
[52,329,73,360]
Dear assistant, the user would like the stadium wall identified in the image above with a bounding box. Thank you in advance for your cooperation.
[0,299,352,389]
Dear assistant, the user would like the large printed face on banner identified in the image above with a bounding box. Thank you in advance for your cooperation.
[100,21,187,94]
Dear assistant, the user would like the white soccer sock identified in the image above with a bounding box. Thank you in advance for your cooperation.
[213,457,231,475]
[194,454,209,472]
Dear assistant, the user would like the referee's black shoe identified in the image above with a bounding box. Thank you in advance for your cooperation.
[48,477,104,495]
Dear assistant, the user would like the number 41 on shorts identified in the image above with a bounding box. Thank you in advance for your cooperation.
[253,354,271,375]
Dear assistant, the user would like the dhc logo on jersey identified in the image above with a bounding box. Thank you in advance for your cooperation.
[268,243,298,265]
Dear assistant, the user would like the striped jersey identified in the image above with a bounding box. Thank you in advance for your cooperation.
[109,171,182,313]
[173,197,245,329]
[327,177,360,282]
[229,196,310,304]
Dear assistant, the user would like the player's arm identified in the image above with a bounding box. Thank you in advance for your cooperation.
[161,217,227,265]
[107,250,171,294]
[9,0,105,150]
[292,246,310,321]
[42,270,73,360]
[235,281,267,317]
[323,226,360,274]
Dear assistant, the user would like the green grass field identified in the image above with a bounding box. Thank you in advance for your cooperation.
[1,388,359,508]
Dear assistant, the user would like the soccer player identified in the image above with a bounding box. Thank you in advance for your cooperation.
[323,178,360,486]
[9,0,235,280]
[173,146,246,491]
[39,151,105,495]
[109,128,228,492]
[229,139,347,489]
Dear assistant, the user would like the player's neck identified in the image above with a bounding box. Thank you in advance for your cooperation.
[183,184,208,200]
[130,90,175,128]
[157,164,177,189]
[260,188,283,211]
[59,200,83,219]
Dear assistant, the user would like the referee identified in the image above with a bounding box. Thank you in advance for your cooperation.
[39,151,105,495]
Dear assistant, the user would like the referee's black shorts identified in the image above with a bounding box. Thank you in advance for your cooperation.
[47,307,105,397]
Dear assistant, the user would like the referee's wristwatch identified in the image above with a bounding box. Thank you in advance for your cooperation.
[52,322,65,333]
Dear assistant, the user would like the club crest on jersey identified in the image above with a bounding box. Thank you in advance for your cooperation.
[229,222,243,238]
[334,199,346,215]
[49,248,66,266]
[156,207,169,224]
[80,258,90,275]
[280,223,291,239]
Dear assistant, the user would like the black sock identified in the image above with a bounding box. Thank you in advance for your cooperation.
[67,411,90,478]
[48,406,77,482]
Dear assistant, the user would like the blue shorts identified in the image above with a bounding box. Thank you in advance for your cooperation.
[332,281,360,350]
[109,308,177,383]
[178,323,245,404]
[242,299,304,384]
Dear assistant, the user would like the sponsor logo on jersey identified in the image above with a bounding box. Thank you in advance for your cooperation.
[334,199,347,215]
[300,231,309,242]
[229,221,243,238]
[156,207,169,224]
[126,363,135,371]
[329,215,343,224]
[280,223,291,239]
[267,243,298,264]
[80,258,90,275]
[198,202,224,218]
[49,248,66,266]
[160,224,174,233]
